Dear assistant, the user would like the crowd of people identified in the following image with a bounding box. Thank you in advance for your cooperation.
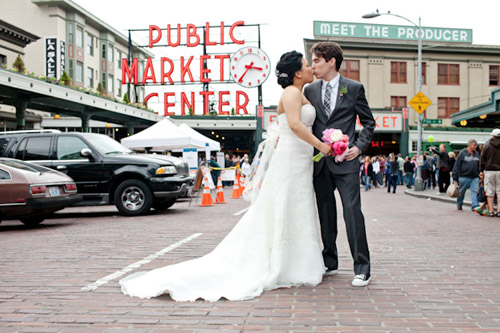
[358,128,500,217]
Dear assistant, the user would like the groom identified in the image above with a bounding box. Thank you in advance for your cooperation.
[304,41,376,287]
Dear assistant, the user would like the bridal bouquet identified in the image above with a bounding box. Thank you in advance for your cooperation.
[312,128,350,163]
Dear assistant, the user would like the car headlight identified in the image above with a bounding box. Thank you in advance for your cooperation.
[155,166,177,175]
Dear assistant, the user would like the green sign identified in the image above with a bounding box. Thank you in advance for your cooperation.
[314,21,473,43]
[422,119,443,124]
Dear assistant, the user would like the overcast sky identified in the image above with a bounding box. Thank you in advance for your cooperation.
[73,0,500,114]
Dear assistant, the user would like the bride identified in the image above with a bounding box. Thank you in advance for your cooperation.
[119,51,332,302]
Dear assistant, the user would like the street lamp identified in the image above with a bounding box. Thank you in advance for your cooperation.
[362,10,424,191]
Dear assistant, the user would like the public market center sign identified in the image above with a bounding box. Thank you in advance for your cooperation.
[314,21,472,43]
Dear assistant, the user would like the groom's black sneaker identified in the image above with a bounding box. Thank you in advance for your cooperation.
[352,274,371,287]
[324,269,338,276]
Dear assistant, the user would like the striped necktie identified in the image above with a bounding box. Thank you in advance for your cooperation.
[324,82,332,117]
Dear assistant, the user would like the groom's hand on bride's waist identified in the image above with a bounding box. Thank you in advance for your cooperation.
[344,146,361,161]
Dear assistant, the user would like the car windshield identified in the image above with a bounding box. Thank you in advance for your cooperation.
[87,134,133,155]
[0,159,52,173]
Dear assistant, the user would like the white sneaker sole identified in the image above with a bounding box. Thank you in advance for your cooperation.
[324,269,338,276]
[352,277,371,287]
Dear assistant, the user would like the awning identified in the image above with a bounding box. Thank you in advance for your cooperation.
[451,87,500,127]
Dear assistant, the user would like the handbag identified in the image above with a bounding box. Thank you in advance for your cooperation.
[446,182,459,198]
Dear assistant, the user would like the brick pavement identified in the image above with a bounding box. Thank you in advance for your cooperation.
[0,185,499,332]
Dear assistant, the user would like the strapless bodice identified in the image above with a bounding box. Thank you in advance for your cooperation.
[277,104,316,135]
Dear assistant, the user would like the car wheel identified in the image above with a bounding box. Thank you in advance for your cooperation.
[114,179,153,216]
[20,216,45,226]
[153,198,176,211]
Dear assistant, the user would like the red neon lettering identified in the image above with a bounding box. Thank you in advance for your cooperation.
[356,116,362,127]
[236,91,249,114]
[149,25,161,48]
[214,54,230,81]
[180,92,195,116]
[204,22,216,46]
[383,116,389,127]
[122,58,138,85]
[391,116,397,127]
[374,116,380,127]
[200,55,211,83]
[220,21,225,45]
[270,115,277,123]
[199,91,214,115]
[180,56,194,83]
[141,57,156,84]
[229,21,245,45]
[186,24,200,47]
[144,93,158,108]
[163,92,175,116]
[160,57,174,85]
[166,24,181,47]
[218,91,230,115]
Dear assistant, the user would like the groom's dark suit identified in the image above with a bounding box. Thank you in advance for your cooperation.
[304,75,375,277]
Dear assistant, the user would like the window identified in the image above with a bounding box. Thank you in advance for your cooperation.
[108,74,114,93]
[68,59,74,79]
[117,50,122,69]
[0,54,6,66]
[339,60,360,81]
[438,64,459,85]
[0,169,10,180]
[76,26,83,48]
[102,43,106,59]
[16,137,52,160]
[0,137,12,155]
[438,97,460,118]
[107,45,113,62]
[68,23,74,44]
[421,62,427,85]
[87,67,94,88]
[101,73,106,90]
[391,62,407,83]
[391,96,407,109]
[117,79,122,97]
[57,137,89,160]
[76,61,83,83]
[489,65,499,86]
[87,34,94,56]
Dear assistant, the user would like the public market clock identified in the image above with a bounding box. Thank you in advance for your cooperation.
[230,47,271,87]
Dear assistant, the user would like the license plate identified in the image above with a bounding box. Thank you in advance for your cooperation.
[49,186,60,196]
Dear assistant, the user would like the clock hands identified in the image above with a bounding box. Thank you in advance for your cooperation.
[238,61,254,83]
[245,64,263,71]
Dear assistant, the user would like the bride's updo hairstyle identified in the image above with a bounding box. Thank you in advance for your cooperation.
[275,51,303,88]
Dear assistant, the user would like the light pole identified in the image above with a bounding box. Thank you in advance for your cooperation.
[362,10,424,191]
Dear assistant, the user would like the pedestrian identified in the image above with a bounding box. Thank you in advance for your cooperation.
[372,156,381,188]
[452,139,480,211]
[397,153,404,185]
[360,156,373,191]
[403,156,414,188]
[379,155,386,186]
[387,153,399,193]
[479,128,500,217]
[223,153,232,187]
[207,156,221,186]
[241,156,251,178]
[425,152,437,189]
[431,144,451,193]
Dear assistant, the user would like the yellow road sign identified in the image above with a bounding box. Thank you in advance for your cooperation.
[408,92,432,114]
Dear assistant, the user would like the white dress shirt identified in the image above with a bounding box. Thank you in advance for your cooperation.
[322,74,340,115]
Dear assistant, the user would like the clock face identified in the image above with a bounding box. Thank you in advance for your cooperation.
[230,47,271,88]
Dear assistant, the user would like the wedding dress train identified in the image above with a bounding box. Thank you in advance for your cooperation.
[120,104,325,301]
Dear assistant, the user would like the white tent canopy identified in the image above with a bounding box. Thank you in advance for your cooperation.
[177,123,221,151]
[121,118,206,151]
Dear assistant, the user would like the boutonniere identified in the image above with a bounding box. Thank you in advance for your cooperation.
[339,84,348,97]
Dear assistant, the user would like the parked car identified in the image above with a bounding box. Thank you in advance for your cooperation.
[0,158,82,226]
[0,130,193,216]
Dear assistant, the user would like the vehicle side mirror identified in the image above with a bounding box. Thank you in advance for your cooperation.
[80,148,94,160]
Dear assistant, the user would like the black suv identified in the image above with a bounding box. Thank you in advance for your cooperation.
[0,130,193,216]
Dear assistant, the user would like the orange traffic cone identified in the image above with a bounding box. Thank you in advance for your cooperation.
[239,174,246,196]
[200,176,214,206]
[215,176,227,204]
[231,171,241,199]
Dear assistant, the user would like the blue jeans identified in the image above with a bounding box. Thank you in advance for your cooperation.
[457,176,479,209]
[363,175,371,191]
[405,172,414,187]
[387,175,398,193]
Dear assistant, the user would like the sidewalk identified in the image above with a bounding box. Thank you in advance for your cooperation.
[405,187,472,207]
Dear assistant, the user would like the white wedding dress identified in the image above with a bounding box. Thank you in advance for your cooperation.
[120,104,326,301]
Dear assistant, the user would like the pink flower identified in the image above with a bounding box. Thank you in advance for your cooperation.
[341,134,349,143]
[322,128,335,143]
[332,141,348,156]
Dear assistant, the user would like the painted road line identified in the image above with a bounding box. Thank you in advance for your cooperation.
[233,207,248,216]
[81,233,202,292]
